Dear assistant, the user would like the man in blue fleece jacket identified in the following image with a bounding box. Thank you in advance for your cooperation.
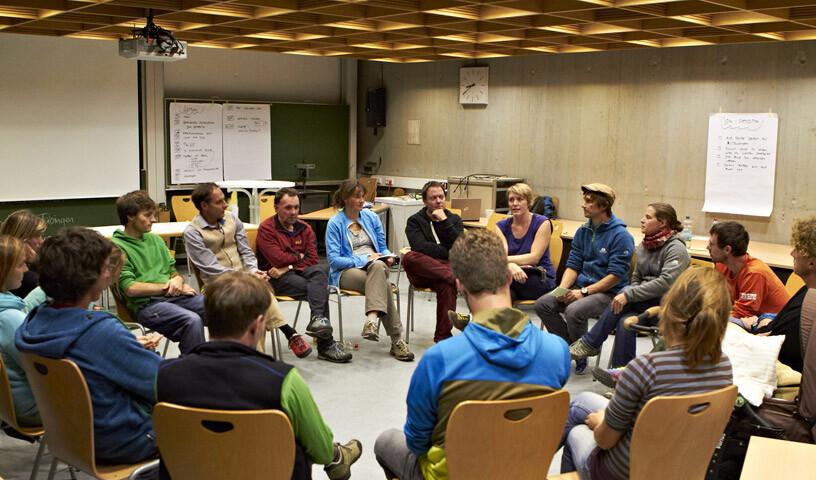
[16,227,160,465]
[535,184,634,374]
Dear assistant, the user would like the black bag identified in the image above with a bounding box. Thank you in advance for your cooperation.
[706,396,786,480]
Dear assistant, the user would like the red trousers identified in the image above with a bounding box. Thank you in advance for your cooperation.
[402,251,456,342]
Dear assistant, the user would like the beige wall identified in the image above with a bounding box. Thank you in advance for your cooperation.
[357,41,816,245]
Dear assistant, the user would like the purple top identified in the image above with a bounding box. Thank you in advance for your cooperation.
[497,213,556,283]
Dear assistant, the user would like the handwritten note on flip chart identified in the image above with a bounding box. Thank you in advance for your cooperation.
[222,103,271,181]
[703,113,778,217]
[170,102,223,184]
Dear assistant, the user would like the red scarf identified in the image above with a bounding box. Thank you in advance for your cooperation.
[642,228,675,251]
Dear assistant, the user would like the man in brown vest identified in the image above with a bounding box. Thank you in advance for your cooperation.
[183,183,312,358]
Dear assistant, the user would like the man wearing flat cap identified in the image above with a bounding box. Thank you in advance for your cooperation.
[534,183,634,374]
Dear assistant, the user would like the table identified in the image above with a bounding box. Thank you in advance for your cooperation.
[464,217,793,270]
[740,436,816,479]
[217,180,296,224]
[300,204,389,222]
[90,222,259,244]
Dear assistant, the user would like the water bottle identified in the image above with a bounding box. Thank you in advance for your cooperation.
[681,216,693,245]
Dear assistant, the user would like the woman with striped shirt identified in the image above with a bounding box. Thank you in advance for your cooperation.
[560,267,734,479]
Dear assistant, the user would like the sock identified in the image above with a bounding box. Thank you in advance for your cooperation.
[366,312,379,323]
[279,324,296,340]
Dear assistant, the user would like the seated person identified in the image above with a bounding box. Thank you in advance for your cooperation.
[156,271,361,480]
[570,203,690,369]
[402,181,464,342]
[0,235,42,427]
[560,267,733,479]
[183,183,311,358]
[112,190,205,354]
[326,179,413,361]
[708,221,789,321]
[256,187,351,363]
[374,229,570,480]
[1,210,46,298]
[535,184,634,374]
[497,182,557,301]
[16,228,161,464]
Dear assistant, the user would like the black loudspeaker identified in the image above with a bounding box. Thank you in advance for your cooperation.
[366,88,386,128]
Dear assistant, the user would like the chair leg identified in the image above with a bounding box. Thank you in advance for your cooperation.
[293,301,303,329]
[68,467,77,480]
[47,458,58,480]
[29,436,46,480]
[336,291,344,342]
[406,286,413,345]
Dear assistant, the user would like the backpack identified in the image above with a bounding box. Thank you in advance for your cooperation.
[531,195,557,219]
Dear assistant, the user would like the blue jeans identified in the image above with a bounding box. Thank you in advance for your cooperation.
[137,295,206,354]
[561,392,609,478]
[582,297,662,368]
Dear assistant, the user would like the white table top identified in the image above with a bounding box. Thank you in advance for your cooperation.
[217,180,295,190]
[90,222,258,239]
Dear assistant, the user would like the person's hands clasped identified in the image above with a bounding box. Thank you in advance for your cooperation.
[164,275,185,296]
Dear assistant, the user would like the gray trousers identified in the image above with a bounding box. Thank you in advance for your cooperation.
[374,428,425,480]
[534,292,613,344]
[339,260,402,338]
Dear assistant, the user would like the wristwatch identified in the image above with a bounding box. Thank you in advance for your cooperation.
[580,287,589,296]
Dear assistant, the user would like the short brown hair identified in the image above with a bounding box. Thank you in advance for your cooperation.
[507,183,534,206]
[205,271,272,338]
[1,210,47,240]
[659,267,730,369]
[116,190,156,226]
[792,216,816,259]
[0,235,26,293]
[709,221,749,257]
[333,179,366,209]
[191,183,221,212]
[274,187,300,205]
[38,227,113,303]
[584,192,612,215]
[421,181,446,201]
[449,229,509,295]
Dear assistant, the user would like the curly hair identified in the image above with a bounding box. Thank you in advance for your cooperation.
[449,229,509,295]
[38,227,113,303]
[792,216,816,259]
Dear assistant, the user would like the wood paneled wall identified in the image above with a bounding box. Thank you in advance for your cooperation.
[357,41,816,245]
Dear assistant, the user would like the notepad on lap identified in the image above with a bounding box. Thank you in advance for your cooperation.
[547,286,570,298]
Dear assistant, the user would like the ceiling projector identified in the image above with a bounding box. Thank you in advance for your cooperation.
[119,10,187,62]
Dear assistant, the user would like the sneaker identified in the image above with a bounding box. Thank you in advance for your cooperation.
[390,339,415,362]
[361,320,379,341]
[306,315,333,339]
[448,310,471,331]
[288,334,313,358]
[574,358,588,375]
[569,338,600,359]
[318,341,353,363]
[592,366,625,388]
[324,439,363,480]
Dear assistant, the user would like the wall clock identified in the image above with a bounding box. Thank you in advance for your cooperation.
[459,66,488,105]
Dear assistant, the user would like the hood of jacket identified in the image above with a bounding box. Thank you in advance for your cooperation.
[15,305,105,358]
[463,307,541,370]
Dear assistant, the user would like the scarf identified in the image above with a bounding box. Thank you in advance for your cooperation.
[642,227,675,251]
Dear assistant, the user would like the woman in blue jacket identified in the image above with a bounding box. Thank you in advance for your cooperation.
[326,180,413,361]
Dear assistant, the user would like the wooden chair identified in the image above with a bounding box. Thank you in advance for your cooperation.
[328,283,400,342]
[400,246,435,344]
[628,385,738,480]
[19,354,159,480]
[0,356,46,480]
[170,195,198,222]
[690,257,714,269]
[359,176,378,202]
[259,195,276,223]
[513,220,563,310]
[486,212,509,232]
[786,273,805,297]
[445,390,570,480]
[153,402,295,480]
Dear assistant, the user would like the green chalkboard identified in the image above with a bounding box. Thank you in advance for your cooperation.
[0,198,120,235]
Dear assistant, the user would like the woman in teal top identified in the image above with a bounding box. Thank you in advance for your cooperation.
[0,234,42,427]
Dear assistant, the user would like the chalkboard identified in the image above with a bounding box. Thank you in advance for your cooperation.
[166,100,348,185]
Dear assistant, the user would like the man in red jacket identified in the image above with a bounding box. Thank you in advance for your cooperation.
[257,188,351,363]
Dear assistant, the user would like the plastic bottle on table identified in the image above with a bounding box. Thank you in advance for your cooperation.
[681,216,693,245]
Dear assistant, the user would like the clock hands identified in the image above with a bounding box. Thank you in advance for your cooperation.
[462,82,476,94]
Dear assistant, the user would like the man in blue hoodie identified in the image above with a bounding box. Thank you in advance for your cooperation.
[373,228,570,480]
[535,184,634,374]
[16,227,160,465]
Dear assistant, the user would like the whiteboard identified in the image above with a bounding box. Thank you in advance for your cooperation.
[703,113,778,217]
[222,103,271,181]
[169,102,223,184]
[0,34,139,201]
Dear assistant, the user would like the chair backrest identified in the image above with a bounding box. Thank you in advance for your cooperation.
[798,289,816,426]
[153,402,295,480]
[246,227,258,252]
[187,259,207,292]
[359,176,378,202]
[20,354,98,475]
[171,195,198,222]
[259,195,276,223]
[445,390,569,479]
[629,385,738,480]
[0,356,44,436]
[109,286,136,323]
[549,220,564,268]
[786,273,806,297]
[486,212,509,233]
[690,257,714,269]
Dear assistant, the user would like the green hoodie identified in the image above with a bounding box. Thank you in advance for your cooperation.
[111,230,177,312]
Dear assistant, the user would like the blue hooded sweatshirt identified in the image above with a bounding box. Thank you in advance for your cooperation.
[0,291,40,426]
[566,214,635,295]
[15,305,160,463]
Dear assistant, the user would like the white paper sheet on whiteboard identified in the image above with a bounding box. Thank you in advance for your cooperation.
[222,103,271,181]
[703,113,778,217]
[170,102,223,184]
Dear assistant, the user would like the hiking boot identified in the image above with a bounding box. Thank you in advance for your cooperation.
[318,341,352,363]
[361,320,379,341]
[592,366,625,388]
[288,334,313,358]
[574,358,588,375]
[306,315,333,338]
[324,439,363,480]
[448,310,471,331]
[569,338,600,359]
[390,339,415,362]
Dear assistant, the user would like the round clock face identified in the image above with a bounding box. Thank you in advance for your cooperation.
[459,67,488,104]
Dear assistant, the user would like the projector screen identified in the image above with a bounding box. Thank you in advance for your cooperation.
[0,34,140,202]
